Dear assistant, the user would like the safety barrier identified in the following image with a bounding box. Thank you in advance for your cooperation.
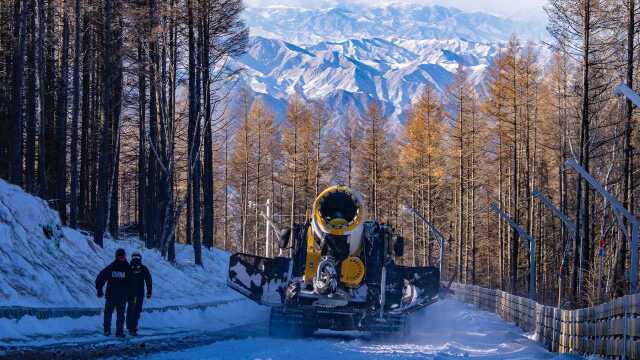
[0,298,241,321]
[451,283,640,359]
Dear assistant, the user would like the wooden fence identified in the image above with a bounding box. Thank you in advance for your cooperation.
[451,283,640,359]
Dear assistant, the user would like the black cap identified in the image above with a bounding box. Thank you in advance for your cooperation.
[115,248,126,258]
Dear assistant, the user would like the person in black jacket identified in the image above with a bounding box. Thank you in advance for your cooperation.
[96,248,130,337]
[126,252,152,336]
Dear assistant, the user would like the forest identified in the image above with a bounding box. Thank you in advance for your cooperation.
[1,0,640,311]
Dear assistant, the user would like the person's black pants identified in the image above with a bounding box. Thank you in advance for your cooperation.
[104,298,126,334]
[126,295,144,331]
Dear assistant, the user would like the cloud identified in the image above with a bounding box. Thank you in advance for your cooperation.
[244,0,547,20]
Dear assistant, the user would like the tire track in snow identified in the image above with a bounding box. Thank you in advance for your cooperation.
[0,321,268,360]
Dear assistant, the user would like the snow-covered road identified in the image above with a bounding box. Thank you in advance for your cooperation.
[140,299,584,360]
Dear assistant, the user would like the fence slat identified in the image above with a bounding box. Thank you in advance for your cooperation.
[451,283,639,359]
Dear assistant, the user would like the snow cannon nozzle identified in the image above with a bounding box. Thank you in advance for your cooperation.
[312,185,365,237]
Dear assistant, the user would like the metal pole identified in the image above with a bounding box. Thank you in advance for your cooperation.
[616,84,640,292]
[265,199,271,258]
[532,191,576,233]
[532,190,576,308]
[439,237,445,277]
[565,158,639,293]
[632,221,638,294]
[615,83,640,107]
[401,205,446,275]
[530,232,536,302]
[490,203,536,301]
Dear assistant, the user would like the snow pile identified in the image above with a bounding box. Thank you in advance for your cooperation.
[0,179,237,308]
[0,300,268,347]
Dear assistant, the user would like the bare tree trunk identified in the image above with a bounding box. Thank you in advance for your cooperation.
[108,15,123,238]
[36,0,47,199]
[202,2,214,249]
[224,124,228,250]
[510,58,519,294]
[137,37,146,241]
[69,0,81,228]
[498,119,504,290]
[574,0,591,306]
[616,0,635,298]
[457,89,464,283]
[241,99,249,253]
[10,0,26,187]
[290,119,298,256]
[372,109,378,220]
[193,158,202,265]
[43,0,56,200]
[470,101,477,285]
[255,113,262,254]
[146,0,160,249]
[55,0,70,225]
[24,0,36,193]
[315,110,322,196]
[78,6,90,226]
[411,165,417,266]
[187,0,202,264]
[94,0,115,247]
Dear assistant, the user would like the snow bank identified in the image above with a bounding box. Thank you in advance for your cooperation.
[0,179,271,346]
[0,300,268,347]
[0,179,238,308]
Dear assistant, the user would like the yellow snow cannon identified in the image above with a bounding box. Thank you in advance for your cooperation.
[227,185,440,338]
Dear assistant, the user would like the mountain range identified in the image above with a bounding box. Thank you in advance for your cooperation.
[230,4,548,128]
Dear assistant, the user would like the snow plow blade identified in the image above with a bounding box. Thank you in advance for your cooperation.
[390,265,440,313]
[399,265,440,297]
[227,253,290,306]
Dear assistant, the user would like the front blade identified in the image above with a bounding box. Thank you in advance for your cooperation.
[227,253,291,306]
[398,266,440,298]
[389,265,440,313]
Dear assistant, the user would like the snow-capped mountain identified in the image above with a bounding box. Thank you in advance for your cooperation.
[243,4,547,45]
[232,4,547,128]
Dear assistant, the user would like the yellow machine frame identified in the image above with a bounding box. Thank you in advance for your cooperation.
[303,227,365,288]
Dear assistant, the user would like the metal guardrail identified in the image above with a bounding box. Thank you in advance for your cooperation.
[0,298,241,320]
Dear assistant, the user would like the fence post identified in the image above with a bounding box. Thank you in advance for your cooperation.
[623,295,628,359]
[552,307,557,352]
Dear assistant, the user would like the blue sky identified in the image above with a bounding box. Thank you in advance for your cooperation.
[245,0,547,20]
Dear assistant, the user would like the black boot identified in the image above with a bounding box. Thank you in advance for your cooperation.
[129,329,137,336]
[104,329,111,336]
[116,331,125,338]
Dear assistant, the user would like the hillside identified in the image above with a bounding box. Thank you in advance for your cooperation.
[0,179,236,308]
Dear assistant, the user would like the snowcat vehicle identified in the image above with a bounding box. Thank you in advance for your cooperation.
[227,185,440,337]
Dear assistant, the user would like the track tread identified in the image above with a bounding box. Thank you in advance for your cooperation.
[268,307,316,338]
[367,313,408,339]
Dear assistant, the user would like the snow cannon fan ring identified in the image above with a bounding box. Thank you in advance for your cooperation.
[312,185,365,237]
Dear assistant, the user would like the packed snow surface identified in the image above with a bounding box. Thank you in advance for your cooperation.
[142,300,586,360]
[0,300,267,348]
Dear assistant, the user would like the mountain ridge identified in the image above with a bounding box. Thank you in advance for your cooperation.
[230,4,548,129]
